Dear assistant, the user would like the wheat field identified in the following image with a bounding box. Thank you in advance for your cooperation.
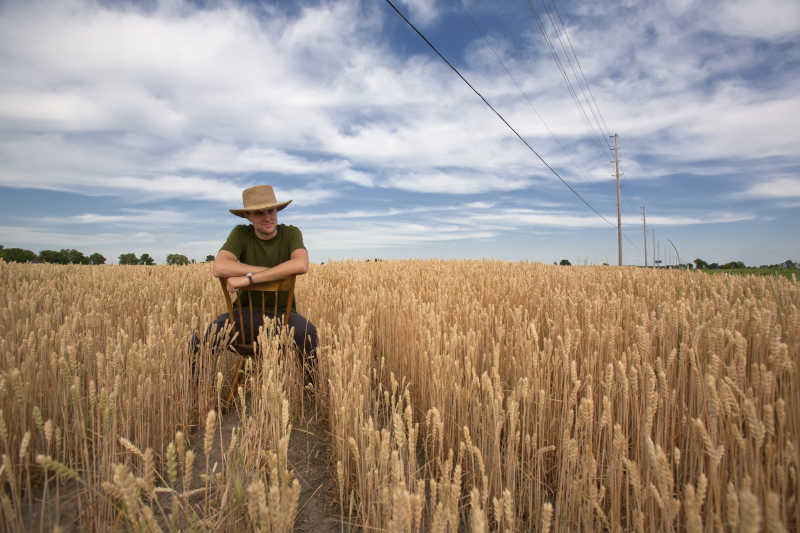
[1,259,797,531]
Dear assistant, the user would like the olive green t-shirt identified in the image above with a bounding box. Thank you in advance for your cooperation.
[220,224,305,313]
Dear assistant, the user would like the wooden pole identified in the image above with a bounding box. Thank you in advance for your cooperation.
[641,206,647,267]
[652,229,656,266]
[613,133,622,266]
[667,238,681,268]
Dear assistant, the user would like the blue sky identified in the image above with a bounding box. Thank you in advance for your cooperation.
[1,0,798,266]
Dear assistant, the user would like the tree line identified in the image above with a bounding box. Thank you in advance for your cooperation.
[0,245,107,265]
[1,245,216,265]
[119,253,216,265]
[694,258,797,269]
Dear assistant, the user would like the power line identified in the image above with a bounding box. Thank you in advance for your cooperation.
[461,3,640,254]
[526,0,612,156]
[541,0,612,147]
[546,0,613,137]
[459,3,567,151]
[382,0,617,229]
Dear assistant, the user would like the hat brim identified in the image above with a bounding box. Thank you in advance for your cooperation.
[229,200,291,218]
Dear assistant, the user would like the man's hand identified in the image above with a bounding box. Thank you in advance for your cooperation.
[225,276,250,292]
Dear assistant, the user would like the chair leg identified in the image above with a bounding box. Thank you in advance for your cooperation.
[226,356,246,407]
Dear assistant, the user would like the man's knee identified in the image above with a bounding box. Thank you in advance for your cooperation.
[206,313,231,337]
[288,313,317,353]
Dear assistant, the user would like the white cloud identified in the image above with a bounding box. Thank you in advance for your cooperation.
[338,169,375,187]
[395,0,440,26]
[465,201,495,209]
[735,178,800,199]
[306,222,495,251]
[164,140,349,175]
[450,208,756,230]
[0,225,158,249]
[464,210,610,229]
[715,0,800,39]
[110,176,244,203]
[40,209,193,225]
[274,187,339,208]
[385,171,532,194]
[297,202,493,221]
[626,212,756,226]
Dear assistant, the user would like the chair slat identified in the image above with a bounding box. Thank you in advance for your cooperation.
[236,294,246,344]
[285,277,295,323]
[218,274,297,407]
[247,291,255,345]
[219,277,247,346]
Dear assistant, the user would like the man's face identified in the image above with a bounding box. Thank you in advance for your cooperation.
[246,208,278,239]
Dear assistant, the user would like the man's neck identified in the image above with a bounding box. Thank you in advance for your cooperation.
[254,227,278,240]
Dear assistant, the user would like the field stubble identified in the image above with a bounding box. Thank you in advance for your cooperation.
[0,259,797,531]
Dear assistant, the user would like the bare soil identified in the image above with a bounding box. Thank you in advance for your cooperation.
[197,406,341,533]
[285,418,341,532]
[20,406,341,532]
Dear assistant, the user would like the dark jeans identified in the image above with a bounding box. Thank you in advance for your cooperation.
[192,310,318,382]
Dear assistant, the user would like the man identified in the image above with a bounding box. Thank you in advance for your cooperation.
[203,184,318,382]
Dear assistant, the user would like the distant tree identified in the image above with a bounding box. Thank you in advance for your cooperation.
[138,253,155,265]
[119,253,138,265]
[89,253,106,265]
[61,249,89,264]
[694,258,709,269]
[166,253,190,266]
[559,259,572,266]
[39,249,68,264]
[783,259,796,269]
[721,261,745,269]
[709,262,719,269]
[205,255,215,262]
[1,247,37,263]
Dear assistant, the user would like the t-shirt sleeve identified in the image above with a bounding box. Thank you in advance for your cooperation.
[220,226,246,258]
[289,226,306,253]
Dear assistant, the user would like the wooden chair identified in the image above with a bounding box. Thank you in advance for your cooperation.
[218,275,296,406]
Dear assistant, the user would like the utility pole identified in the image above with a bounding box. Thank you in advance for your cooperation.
[652,229,656,266]
[667,238,681,268]
[641,206,647,267]
[612,133,621,266]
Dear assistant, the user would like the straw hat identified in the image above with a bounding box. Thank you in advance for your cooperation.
[229,185,292,218]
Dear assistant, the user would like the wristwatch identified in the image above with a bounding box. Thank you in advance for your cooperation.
[245,272,254,285]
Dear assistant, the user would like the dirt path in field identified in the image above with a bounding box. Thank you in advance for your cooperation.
[20,404,342,531]
[285,417,341,532]
[198,407,341,532]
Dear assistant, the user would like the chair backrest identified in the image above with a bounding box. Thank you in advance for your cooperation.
[218,275,296,352]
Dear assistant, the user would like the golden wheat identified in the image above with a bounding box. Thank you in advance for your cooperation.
[305,260,797,531]
[1,258,797,531]
[0,261,300,531]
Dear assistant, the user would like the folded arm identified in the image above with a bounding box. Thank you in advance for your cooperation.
[213,248,309,290]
